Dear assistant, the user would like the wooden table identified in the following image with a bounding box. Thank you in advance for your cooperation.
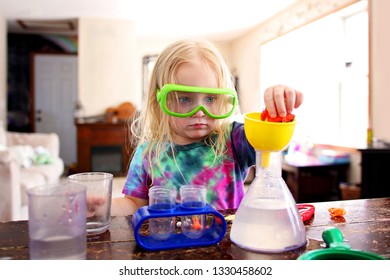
[0,198,389,260]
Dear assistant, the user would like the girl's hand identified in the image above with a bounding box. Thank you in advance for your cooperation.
[263,85,304,118]
[86,195,106,218]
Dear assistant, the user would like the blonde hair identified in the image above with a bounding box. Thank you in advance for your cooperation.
[130,39,238,182]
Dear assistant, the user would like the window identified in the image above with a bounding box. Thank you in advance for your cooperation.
[259,1,368,148]
[142,55,158,99]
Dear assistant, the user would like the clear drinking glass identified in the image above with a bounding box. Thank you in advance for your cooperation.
[68,172,113,236]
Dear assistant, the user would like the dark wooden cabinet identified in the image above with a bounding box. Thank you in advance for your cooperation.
[76,122,133,176]
[282,159,349,203]
[359,143,390,198]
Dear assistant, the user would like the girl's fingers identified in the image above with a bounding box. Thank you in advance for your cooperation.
[264,85,303,117]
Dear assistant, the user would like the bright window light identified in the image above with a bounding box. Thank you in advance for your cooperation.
[259,2,368,148]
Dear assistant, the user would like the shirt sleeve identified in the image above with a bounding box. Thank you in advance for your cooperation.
[230,121,256,169]
[122,144,150,199]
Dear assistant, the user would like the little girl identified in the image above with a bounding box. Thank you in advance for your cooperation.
[111,39,303,216]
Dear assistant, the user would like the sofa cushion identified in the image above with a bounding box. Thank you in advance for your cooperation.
[20,158,64,206]
[7,145,36,167]
[0,122,6,150]
[27,158,64,183]
[0,130,65,221]
[20,169,47,206]
[6,132,60,158]
[7,145,54,168]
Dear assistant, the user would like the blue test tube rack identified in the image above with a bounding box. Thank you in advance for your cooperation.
[131,204,227,251]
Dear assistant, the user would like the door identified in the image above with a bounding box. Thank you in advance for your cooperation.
[33,54,78,166]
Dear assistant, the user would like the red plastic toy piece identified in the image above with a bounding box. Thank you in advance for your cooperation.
[191,216,203,230]
[261,109,295,122]
[328,207,346,218]
[297,204,315,222]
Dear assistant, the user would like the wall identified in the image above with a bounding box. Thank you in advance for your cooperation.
[230,0,358,113]
[135,37,177,105]
[0,15,5,126]
[134,37,233,109]
[370,0,390,142]
[78,18,137,116]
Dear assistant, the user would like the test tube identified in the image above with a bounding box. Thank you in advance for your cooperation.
[180,185,207,239]
[148,186,177,240]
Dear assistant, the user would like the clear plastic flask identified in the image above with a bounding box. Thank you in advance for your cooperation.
[230,151,307,252]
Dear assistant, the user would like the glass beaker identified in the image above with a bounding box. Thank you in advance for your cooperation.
[230,150,307,253]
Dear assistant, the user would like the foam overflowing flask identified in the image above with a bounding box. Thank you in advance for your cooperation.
[230,112,306,252]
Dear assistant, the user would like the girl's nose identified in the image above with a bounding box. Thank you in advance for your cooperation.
[191,108,205,118]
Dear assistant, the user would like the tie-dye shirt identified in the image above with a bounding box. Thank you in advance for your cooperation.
[122,121,255,210]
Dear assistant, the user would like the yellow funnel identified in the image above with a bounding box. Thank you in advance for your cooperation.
[244,112,296,167]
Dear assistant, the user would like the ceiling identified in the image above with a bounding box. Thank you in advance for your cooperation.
[0,0,298,40]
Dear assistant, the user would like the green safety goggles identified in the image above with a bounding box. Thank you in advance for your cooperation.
[157,84,238,119]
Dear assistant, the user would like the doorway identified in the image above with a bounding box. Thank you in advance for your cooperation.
[31,53,78,166]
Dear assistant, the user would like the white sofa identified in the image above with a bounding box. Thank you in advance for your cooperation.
[0,127,64,221]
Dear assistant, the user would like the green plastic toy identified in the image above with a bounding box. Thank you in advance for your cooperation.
[298,227,386,260]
